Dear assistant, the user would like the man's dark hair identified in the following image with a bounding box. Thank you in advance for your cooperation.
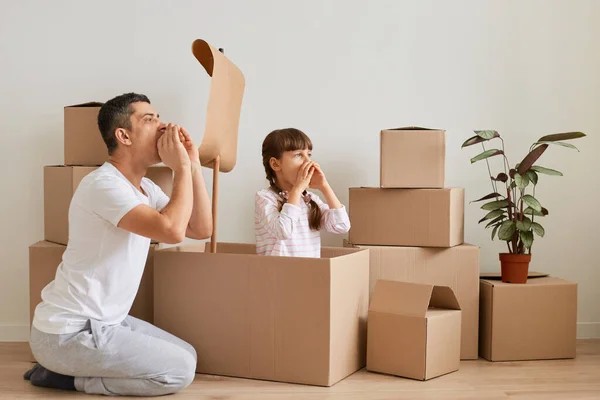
[97,93,151,155]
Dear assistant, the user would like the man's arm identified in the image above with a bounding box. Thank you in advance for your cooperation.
[118,125,194,244]
[185,162,212,239]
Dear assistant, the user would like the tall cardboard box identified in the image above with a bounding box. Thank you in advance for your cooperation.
[28,241,158,361]
[44,165,173,245]
[380,127,445,188]
[64,102,108,166]
[345,241,479,360]
[367,280,461,381]
[154,243,369,386]
[348,187,464,247]
[479,277,577,361]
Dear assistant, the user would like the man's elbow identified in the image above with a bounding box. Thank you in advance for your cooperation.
[187,223,212,240]
[164,226,186,244]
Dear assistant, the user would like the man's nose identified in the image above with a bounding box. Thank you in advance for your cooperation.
[158,122,167,132]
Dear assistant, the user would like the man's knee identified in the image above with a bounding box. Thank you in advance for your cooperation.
[175,350,197,391]
[185,342,198,363]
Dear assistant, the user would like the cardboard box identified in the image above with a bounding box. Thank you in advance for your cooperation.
[380,127,445,188]
[28,241,158,361]
[348,187,464,247]
[344,241,479,360]
[367,280,461,381]
[44,165,173,245]
[479,276,577,361]
[153,243,369,386]
[64,102,108,166]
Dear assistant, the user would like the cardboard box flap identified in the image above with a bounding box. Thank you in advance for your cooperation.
[384,126,443,132]
[430,286,461,310]
[65,102,104,108]
[370,280,433,317]
[192,39,245,173]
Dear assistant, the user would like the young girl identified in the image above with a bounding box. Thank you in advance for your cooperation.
[255,128,351,257]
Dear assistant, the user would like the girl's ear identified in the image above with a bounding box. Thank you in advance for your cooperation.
[269,157,281,172]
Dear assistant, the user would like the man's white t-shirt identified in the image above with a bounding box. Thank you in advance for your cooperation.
[33,162,170,335]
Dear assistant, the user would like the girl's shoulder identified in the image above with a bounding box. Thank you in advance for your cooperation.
[256,188,282,203]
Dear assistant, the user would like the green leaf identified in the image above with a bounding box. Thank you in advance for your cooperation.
[510,181,517,189]
[520,231,534,248]
[481,200,510,210]
[524,207,549,217]
[518,144,548,175]
[498,221,516,241]
[516,217,532,231]
[536,141,580,151]
[526,170,538,185]
[475,130,500,140]
[522,195,542,212]
[479,209,505,223]
[532,222,545,237]
[530,166,563,176]
[491,173,509,182]
[492,224,500,240]
[462,131,500,147]
[486,215,507,228]
[537,131,586,142]
[472,192,503,202]
[514,173,530,189]
[470,149,504,163]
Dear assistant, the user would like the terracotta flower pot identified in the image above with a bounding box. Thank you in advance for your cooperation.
[499,253,531,283]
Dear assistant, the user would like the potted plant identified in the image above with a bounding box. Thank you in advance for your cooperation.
[461,130,586,283]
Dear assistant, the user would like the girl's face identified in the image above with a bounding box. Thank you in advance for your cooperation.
[270,147,312,190]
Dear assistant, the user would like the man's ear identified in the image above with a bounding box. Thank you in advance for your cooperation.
[269,157,281,172]
[115,128,132,147]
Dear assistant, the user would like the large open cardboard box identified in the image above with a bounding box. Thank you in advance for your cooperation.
[44,165,173,245]
[479,276,577,361]
[367,280,461,381]
[28,241,158,362]
[153,242,370,386]
[345,241,479,360]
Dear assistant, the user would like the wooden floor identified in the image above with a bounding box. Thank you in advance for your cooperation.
[1,341,599,399]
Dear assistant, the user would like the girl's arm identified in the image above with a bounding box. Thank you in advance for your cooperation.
[311,189,351,234]
[255,191,301,240]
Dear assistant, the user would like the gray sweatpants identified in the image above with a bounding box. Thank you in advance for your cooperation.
[30,316,197,396]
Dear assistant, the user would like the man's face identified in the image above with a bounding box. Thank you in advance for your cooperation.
[128,102,165,164]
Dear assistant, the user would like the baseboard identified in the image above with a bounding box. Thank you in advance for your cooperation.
[0,325,30,342]
[577,322,600,339]
[1,323,599,341]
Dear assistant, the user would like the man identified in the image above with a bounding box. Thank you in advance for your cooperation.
[24,93,212,396]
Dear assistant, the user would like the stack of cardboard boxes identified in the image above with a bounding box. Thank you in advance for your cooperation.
[28,102,174,360]
[345,127,481,380]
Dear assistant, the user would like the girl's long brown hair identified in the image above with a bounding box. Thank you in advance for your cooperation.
[262,128,323,231]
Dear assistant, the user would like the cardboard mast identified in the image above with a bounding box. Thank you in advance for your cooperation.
[192,39,245,252]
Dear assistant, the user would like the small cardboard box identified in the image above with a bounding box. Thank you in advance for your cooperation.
[28,241,158,361]
[479,276,577,361]
[345,241,479,360]
[348,187,464,247]
[380,127,445,188]
[64,102,108,166]
[44,165,173,245]
[153,243,369,386]
[367,280,461,381]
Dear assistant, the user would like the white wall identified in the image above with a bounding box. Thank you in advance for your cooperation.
[1,0,598,341]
